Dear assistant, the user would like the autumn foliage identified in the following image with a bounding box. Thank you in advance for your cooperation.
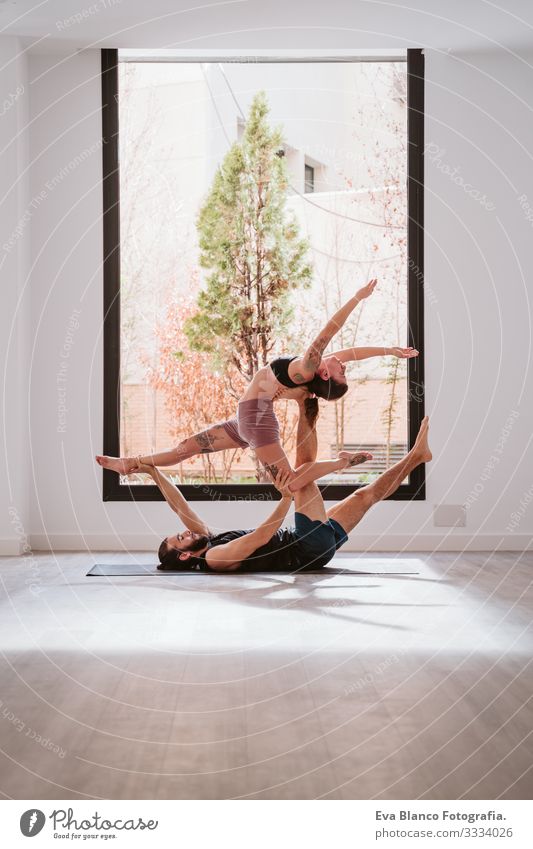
[144,291,248,482]
[144,286,301,483]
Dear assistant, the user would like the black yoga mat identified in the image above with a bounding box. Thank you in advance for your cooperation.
[88,563,419,577]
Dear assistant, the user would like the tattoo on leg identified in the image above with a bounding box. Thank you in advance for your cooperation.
[175,442,189,461]
[264,463,279,480]
[196,431,215,453]
[347,454,366,467]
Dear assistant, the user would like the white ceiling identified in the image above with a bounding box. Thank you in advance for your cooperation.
[1,0,533,53]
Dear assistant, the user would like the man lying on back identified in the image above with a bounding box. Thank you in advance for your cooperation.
[134,397,431,572]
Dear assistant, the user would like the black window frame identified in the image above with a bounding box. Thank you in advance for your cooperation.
[304,163,315,193]
[101,48,425,502]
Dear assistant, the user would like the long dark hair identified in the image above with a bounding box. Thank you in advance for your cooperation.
[157,539,204,571]
[303,396,320,427]
[306,374,348,401]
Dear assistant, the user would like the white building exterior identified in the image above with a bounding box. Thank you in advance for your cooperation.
[119,58,408,390]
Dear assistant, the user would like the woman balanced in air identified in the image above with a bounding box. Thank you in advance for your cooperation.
[96,279,418,492]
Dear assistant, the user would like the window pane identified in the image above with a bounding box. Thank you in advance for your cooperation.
[118,59,409,487]
[304,163,315,193]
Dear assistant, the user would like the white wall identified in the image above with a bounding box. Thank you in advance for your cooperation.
[422,47,533,550]
[3,32,533,552]
[0,37,30,555]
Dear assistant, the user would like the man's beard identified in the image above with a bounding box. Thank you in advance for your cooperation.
[188,534,210,552]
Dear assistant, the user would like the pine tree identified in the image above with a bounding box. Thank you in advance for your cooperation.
[185,92,312,384]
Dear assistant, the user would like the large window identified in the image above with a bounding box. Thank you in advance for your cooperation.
[102,49,425,501]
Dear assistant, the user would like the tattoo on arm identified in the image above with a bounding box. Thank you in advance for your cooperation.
[303,335,328,373]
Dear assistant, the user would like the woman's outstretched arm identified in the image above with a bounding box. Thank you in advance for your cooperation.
[287,279,378,383]
[330,346,419,363]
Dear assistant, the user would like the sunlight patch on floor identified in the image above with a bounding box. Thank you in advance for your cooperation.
[0,556,531,657]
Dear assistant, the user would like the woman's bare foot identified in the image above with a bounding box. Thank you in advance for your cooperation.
[95,455,139,474]
[338,450,373,468]
[413,416,432,462]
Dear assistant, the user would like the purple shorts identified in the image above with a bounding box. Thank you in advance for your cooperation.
[237,399,280,449]
[220,417,249,449]
[220,399,280,450]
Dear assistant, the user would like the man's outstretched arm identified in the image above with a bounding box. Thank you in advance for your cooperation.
[136,462,211,536]
[206,471,293,571]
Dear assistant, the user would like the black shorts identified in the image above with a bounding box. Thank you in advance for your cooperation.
[291,511,349,570]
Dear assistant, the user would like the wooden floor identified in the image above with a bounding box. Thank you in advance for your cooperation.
[0,551,531,800]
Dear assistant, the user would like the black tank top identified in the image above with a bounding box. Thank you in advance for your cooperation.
[270,356,312,389]
[198,528,304,572]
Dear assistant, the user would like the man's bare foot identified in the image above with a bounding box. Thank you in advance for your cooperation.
[414,416,432,462]
[95,455,139,474]
[338,450,373,468]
